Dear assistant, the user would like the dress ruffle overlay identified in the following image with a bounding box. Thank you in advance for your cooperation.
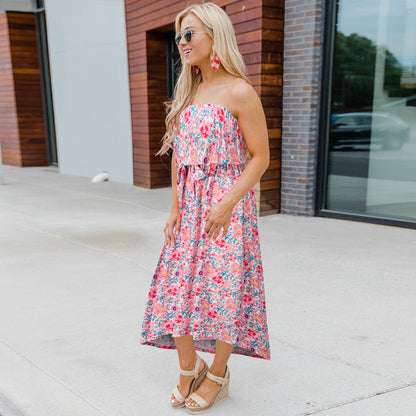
[140,104,271,360]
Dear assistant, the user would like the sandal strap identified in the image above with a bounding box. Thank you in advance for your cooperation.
[172,385,185,403]
[206,367,229,386]
[179,355,202,377]
[188,392,209,408]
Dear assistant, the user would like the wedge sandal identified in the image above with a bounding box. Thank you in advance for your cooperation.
[185,367,230,413]
[170,355,208,408]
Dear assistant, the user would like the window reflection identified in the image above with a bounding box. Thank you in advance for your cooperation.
[326,0,416,222]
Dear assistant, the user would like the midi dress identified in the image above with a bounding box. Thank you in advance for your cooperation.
[140,103,271,360]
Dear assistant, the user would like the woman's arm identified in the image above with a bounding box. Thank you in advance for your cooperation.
[164,150,181,246]
[205,80,270,240]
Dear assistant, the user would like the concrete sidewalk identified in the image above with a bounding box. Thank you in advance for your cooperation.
[0,165,415,416]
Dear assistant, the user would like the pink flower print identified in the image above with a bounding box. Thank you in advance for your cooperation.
[199,250,206,260]
[222,290,232,300]
[152,302,165,314]
[172,251,180,261]
[242,294,253,304]
[215,238,226,248]
[182,227,191,241]
[208,310,219,319]
[148,288,157,299]
[217,108,225,123]
[200,124,209,139]
[190,148,198,163]
[234,227,243,238]
[167,287,178,296]
[204,262,215,275]
[212,275,223,284]
[159,266,168,279]
[201,298,211,311]
[252,277,261,289]
[256,265,263,274]
[252,312,264,325]
[220,330,232,343]
[246,328,256,338]
[164,320,174,331]
[230,262,242,275]
[183,110,191,123]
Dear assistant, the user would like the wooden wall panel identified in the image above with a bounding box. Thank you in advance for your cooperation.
[0,13,21,166]
[124,0,283,214]
[0,12,47,167]
[259,0,284,215]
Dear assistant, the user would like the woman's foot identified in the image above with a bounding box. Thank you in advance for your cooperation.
[170,357,207,407]
[185,366,230,410]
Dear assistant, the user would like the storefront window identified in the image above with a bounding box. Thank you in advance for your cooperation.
[325,0,416,223]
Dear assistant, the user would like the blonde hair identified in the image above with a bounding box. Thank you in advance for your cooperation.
[157,2,250,155]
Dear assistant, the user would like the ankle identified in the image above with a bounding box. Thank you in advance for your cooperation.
[209,364,227,378]
[179,353,198,371]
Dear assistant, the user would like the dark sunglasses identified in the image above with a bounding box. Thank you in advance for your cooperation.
[175,29,203,45]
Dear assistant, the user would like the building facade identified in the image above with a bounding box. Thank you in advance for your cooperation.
[1,0,415,228]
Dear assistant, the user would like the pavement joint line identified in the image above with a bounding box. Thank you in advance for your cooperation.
[1,168,169,216]
[298,381,416,415]
[0,201,165,229]
[0,339,110,416]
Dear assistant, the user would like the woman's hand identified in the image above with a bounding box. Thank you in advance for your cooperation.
[205,200,234,240]
[164,209,181,247]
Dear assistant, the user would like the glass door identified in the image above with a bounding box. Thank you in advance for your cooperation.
[321,0,416,225]
[35,0,58,165]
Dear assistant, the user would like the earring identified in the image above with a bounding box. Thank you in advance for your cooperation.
[194,66,200,76]
[210,51,220,72]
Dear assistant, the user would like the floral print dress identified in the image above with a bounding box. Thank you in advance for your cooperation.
[140,104,271,360]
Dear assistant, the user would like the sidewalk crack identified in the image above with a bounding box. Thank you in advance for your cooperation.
[299,382,416,415]
[0,339,111,416]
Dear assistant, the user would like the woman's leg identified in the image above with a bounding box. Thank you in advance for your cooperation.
[170,335,206,405]
[185,340,233,408]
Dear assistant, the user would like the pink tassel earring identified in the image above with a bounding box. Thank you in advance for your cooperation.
[194,66,200,76]
[210,51,220,72]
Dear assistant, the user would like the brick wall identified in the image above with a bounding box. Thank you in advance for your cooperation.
[280,0,325,215]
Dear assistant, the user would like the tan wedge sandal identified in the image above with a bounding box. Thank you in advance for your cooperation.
[170,355,208,408]
[185,367,230,414]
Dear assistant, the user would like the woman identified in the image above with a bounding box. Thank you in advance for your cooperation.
[140,2,271,413]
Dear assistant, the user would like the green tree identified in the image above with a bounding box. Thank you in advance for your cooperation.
[332,32,402,111]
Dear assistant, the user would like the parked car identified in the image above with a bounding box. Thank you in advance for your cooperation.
[330,112,410,150]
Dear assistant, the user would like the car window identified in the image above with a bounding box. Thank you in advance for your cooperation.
[334,115,356,126]
[356,115,372,125]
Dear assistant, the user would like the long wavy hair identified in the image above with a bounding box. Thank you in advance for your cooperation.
[157,2,250,155]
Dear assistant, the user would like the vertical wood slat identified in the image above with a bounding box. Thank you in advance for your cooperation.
[0,12,47,167]
[124,1,283,214]
[0,13,21,166]
[259,0,284,215]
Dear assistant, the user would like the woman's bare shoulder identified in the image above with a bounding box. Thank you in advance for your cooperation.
[230,78,261,117]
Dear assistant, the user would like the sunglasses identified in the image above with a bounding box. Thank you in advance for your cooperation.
[175,29,204,45]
